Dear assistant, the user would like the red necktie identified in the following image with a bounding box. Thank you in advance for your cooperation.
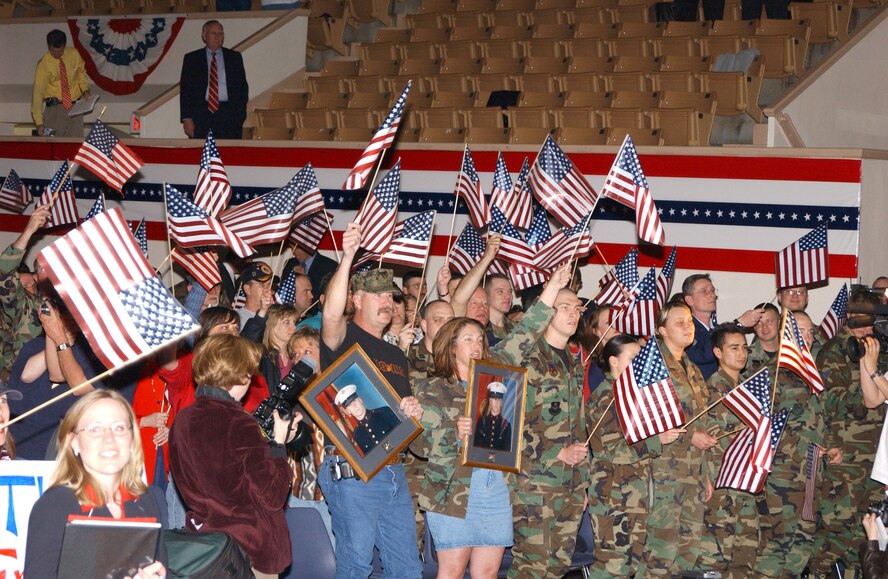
[59,57,72,110]
[208,51,219,113]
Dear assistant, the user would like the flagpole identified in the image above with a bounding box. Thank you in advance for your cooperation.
[0,328,199,431]
[273,235,288,276]
[444,146,468,260]
[582,275,645,366]
[162,182,175,294]
[322,209,341,261]
[404,212,438,354]
[584,398,614,445]
[153,250,174,276]
[716,429,741,442]
[683,396,727,428]
[567,211,594,279]
[46,159,77,208]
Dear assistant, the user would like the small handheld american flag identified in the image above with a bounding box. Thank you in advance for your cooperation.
[775,224,828,289]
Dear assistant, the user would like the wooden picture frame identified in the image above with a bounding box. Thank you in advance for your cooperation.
[461,358,529,473]
[298,343,422,482]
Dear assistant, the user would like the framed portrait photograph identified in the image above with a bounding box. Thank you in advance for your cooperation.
[299,343,423,482]
[461,358,529,473]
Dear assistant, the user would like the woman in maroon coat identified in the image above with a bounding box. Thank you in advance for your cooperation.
[170,334,301,578]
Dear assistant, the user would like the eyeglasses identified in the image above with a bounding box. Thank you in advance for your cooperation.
[783,289,807,297]
[75,422,132,439]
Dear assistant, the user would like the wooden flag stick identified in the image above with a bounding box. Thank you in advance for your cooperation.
[683,396,727,428]
[0,328,198,431]
[46,159,77,208]
[581,275,645,366]
[770,309,788,410]
[716,429,741,441]
[444,146,468,259]
[153,250,174,276]
[161,182,174,293]
[322,209,341,262]
[273,235,288,276]
[568,212,595,279]
[585,397,614,445]
[404,213,438,354]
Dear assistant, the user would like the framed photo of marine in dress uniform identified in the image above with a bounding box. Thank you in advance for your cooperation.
[462,358,528,473]
[299,343,423,482]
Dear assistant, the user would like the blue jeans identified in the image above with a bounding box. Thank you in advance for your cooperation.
[318,456,421,579]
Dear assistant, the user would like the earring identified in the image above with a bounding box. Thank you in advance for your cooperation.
[73,449,79,457]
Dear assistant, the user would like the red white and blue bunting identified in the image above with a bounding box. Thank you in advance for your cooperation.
[68,16,186,95]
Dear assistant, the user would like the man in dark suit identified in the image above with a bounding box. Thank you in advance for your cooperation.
[179,20,248,140]
[283,245,339,298]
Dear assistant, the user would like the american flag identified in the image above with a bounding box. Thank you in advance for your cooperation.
[165,184,255,258]
[527,135,598,228]
[534,218,594,270]
[820,284,849,341]
[490,206,538,269]
[656,246,677,307]
[455,146,490,230]
[0,169,32,213]
[802,442,824,522]
[601,135,665,246]
[291,163,326,225]
[775,224,829,289]
[524,204,552,246]
[276,269,296,305]
[355,160,401,254]
[721,368,774,472]
[37,208,199,369]
[220,178,302,246]
[611,266,659,337]
[510,157,533,230]
[595,247,639,306]
[508,262,547,291]
[490,153,531,230]
[354,210,436,269]
[289,212,330,254]
[715,408,789,493]
[83,194,105,222]
[38,162,79,227]
[73,120,143,193]
[231,285,246,310]
[172,247,221,292]
[778,310,824,394]
[342,81,411,191]
[193,131,231,217]
[450,223,491,275]
[132,219,148,257]
[613,336,686,444]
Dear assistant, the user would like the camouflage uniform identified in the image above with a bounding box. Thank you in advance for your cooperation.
[488,316,515,342]
[490,299,590,578]
[645,342,710,576]
[587,374,660,578]
[406,340,433,549]
[811,327,885,576]
[0,245,41,379]
[700,368,761,578]
[742,350,827,577]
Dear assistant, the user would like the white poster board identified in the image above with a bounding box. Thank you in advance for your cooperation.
[0,461,57,578]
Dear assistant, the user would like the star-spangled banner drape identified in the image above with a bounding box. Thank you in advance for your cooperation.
[613,336,686,444]
[74,120,143,193]
[601,134,666,246]
[37,208,199,369]
[342,81,410,191]
[775,224,829,289]
[193,131,231,218]
[819,284,849,342]
[68,17,187,95]
[0,169,32,213]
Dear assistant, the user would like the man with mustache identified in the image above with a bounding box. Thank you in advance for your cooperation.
[318,222,424,578]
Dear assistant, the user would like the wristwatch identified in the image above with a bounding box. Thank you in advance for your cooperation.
[56,342,71,352]
[871,370,883,380]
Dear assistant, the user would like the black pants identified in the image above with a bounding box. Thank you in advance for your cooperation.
[192,101,245,140]
[672,0,725,21]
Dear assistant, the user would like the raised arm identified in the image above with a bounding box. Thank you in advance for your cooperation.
[321,222,361,352]
[451,234,500,316]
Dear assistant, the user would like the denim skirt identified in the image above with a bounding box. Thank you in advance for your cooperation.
[426,467,513,550]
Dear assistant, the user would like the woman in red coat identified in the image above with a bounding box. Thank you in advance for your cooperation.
[170,334,300,578]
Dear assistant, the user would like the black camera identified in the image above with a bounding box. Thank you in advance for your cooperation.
[846,319,888,363]
[869,499,888,527]
[253,359,316,456]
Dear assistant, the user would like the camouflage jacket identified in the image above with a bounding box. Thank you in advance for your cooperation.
[654,342,710,487]
[488,316,515,342]
[744,346,826,486]
[588,374,662,466]
[817,326,885,482]
[703,369,744,482]
[0,245,42,373]
[491,298,591,493]
[407,340,433,391]
[414,375,502,518]
[746,340,777,372]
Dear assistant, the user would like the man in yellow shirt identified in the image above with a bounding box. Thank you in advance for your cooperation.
[31,29,90,137]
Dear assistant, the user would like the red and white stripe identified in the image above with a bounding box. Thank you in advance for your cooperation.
[168,211,254,258]
[194,158,231,217]
[509,262,547,291]
[172,248,221,291]
[527,167,597,228]
[613,372,685,444]
[38,185,78,227]
[74,141,143,194]
[776,244,828,289]
[533,227,594,270]
[635,187,666,246]
[289,213,329,253]
[714,426,766,493]
[220,197,293,247]
[778,313,825,394]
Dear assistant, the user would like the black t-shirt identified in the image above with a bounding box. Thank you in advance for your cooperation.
[321,322,412,398]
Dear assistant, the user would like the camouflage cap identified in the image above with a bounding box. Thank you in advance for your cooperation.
[350,268,395,294]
